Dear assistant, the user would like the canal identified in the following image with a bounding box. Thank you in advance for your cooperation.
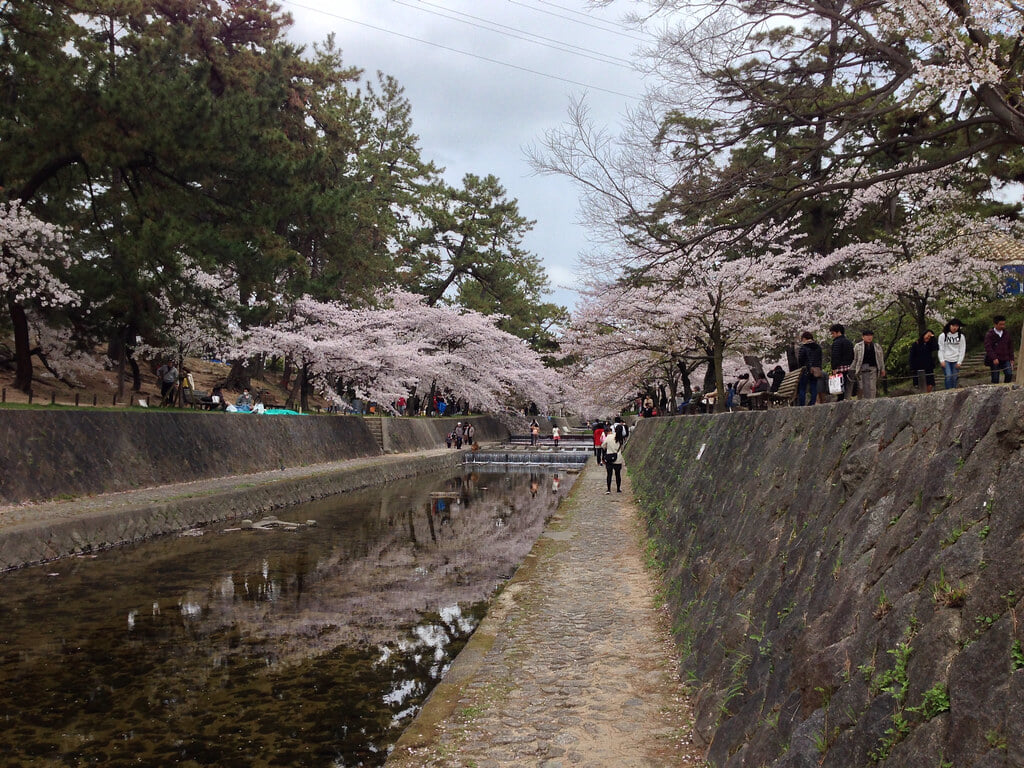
[0,466,577,767]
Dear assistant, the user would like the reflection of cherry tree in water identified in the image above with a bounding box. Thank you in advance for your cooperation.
[0,470,570,767]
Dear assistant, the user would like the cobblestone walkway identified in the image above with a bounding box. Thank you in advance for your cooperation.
[386,461,703,768]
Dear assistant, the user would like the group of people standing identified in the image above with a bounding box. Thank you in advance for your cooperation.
[796,316,1015,405]
[797,325,889,405]
[445,421,476,449]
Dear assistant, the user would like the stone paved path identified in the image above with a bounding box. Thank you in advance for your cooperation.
[386,461,703,768]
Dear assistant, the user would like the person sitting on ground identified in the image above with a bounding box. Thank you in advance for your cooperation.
[201,386,227,411]
[235,388,254,411]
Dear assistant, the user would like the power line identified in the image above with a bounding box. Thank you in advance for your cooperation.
[507,0,650,44]
[280,0,640,100]
[392,0,634,68]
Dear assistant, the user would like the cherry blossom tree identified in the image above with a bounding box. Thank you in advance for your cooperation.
[563,222,808,413]
[235,290,569,414]
[0,201,78,393]
[133,258,240,400]
[779,169,1019,338]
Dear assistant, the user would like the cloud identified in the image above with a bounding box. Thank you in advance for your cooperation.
[281,0,647,307]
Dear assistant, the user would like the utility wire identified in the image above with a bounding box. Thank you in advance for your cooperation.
[393,0,634,68]
[281,0,640,99]
[507,0,650,43]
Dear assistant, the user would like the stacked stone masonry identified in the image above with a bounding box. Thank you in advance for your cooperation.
[626,387,1024,768]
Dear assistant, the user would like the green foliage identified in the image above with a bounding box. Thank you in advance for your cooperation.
[932,569,968,608]
[0,1,566,389]
[400,173,567,352]
[1011,639,1024,671]
[907,684,951,721]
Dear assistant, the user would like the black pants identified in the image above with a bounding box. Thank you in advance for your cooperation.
[593,446,604,464]
[605,461,621,491]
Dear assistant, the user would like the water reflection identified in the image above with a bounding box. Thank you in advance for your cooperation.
[0,469,572,767]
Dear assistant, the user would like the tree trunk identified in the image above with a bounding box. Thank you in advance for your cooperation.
[281,356,293,390]
[299,364,310,412]
[9,297,33,393]
[225,358,250,391]
[1016,323,1024,388]
[713,340,726,413]
[677,359,693,402]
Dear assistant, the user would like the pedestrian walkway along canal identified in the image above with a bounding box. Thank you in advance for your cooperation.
[386,462,701,767]
[0,466,573,767]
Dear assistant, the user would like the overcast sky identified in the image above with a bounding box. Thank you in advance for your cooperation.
[279,0,651,310]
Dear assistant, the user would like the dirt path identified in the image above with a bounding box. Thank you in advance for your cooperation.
[386,461,704,767]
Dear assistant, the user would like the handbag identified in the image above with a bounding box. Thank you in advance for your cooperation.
[604,452,618,464]
[828,372,844,395]
[810,366,823,378]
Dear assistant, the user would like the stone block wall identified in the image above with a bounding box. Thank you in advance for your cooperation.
[0,411,510,506]
[0,411,378,504]
[381,415,508,453]
[626,389,1024,768]
[0,452,462,571]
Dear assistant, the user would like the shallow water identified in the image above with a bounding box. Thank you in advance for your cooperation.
[0,468,574,767]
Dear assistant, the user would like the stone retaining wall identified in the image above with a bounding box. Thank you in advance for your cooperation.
[381,415,507,453]
[0,452,461,571]
[0,411,508,505]
[626,388,1024,768]
[0,410,380,504]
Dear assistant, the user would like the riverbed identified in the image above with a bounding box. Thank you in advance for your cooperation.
[0,466,575,767]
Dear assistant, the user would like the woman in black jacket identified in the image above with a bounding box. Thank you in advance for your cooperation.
[796,331,823,405]
[908,330,939,392]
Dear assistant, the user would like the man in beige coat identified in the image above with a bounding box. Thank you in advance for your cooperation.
[852,330,887,399]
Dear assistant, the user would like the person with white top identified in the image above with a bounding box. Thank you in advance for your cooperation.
[601,424,625,494]
[937,318,967,390]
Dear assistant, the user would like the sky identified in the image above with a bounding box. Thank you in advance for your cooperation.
[278,0,652,310]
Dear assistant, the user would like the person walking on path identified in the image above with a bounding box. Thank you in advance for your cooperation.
[592,421,606,464]
[156,361,178,406]
[551,425,561,448]
[852,330,887,399]
[937,318,967,390]
[385,462,697,768]
[984,314,1014,383]
[602,426,624,493]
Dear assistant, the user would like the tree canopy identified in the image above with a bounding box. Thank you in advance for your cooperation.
[0,0,568,406]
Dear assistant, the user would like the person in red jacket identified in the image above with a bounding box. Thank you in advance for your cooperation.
[592,422,606,465]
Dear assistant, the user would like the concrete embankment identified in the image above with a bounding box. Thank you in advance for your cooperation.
[0,411,506,505]
[0,411,508,570]
[0,451,462,571]
[626,388,1024,768]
